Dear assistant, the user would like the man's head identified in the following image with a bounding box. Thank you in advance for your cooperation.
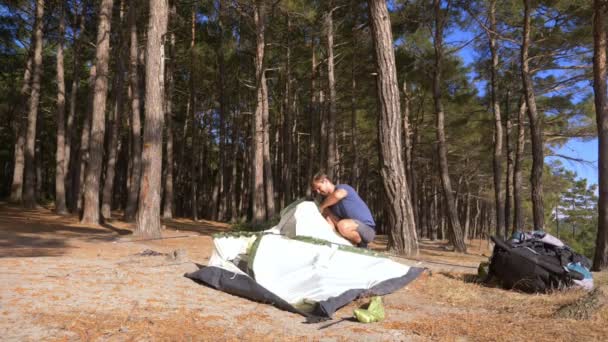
[311,173,335,196]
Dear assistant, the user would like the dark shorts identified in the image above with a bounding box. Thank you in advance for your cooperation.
[354,220,376,243]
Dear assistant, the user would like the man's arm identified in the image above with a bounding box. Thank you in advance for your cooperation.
[319,188,348,212]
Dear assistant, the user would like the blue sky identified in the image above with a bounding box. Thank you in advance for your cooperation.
[446,30,599,188]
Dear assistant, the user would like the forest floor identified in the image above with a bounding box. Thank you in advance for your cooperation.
[1,201,607,341]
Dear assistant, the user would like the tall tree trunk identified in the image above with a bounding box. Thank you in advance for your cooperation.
[489,0,505,237]
[402,81,417,227]
[325,6,337,181]
[368,0,418,256]
[101,3,127,219]
[75,66,96,212]
[81,0,114,224]
[23,0,45,209]
[125,1,142,221]
[521,0,545,230]
[252,1,266,223]
[306,38,317,198]
[505,90,514,235]
[162,0,176,219]
[593,0,608,271]
[188,5,198,221]
[513,96,526,231]
[55,2,68,214]
[262,61,275,219]
[282,14,293,206]
[11,47,34,203]
[135,0,168,238]
[65,1,86,210]
[350,29,359,190]
[432,0,466,252]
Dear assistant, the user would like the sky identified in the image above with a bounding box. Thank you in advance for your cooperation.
[446,29,599,188]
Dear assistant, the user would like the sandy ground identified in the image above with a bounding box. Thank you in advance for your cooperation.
[1,202,607,341]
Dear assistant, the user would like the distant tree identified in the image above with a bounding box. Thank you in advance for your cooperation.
[55,1,67,214]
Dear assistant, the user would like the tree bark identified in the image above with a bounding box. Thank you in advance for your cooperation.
[281,14,293,206]
[188,6,198,221]
[55,2,68,214]
[368,0,418,256]
[593,0,608,271]
[23,0,45,209]
[513,96,526,231]
[135,0,168,238]
[488,0,505,238]
[252,1,266,223]
[325,6,337,181]
[75,65,96,212]
[125,1,142,221]
[10,46,34,203]
[432,0,467,252]
[81,0,114,224]
[162,0,176,220]
[505,90,514,235]
[521,0,545,230]
[65,1,87,210]
[101,3,127,219]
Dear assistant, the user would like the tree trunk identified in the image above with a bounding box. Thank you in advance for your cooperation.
[325,6,337,181]
[505,90,514,235]
[282,14,293,207]
[489,0,505,238]
[55,2,68,214]
[593,0,608,271]
[432,0,466,252]
[81,0,114,224]
[368,0,418,256]
[188,6,198,221]
[521,0,545,230]
[65,1,86,210]
[513,96,526,231]
[350,29,359,190]
[11,47,34,203]
[402,81,417,227]
[162,1,176,220]
[75,65,96,212]
[101,4,127,219]
[125,1,142,221]
[135,0,168,238]
[252,1,266,223]
[23,0,45,209]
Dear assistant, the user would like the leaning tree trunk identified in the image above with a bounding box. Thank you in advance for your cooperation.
[513,96,526,232]
[593,0,608,271]
[55,2,68,214]
[135,0,168,238]
[368,0,418,256]
[432,0,466,252]
[252,1,267,223]
[125,1,142,221]
[81,0,114,224]
[325,6,337,181]
[23,0,45,209]
[521,0,545,230]
[488,0,505,238]
[10,48,34,203]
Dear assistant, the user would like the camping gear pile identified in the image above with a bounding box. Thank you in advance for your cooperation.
[186,201,424,322]
[484,231,593,293]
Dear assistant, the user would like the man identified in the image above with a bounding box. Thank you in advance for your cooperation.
[311,173,376,248]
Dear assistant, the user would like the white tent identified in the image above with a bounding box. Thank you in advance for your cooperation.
[186,201,424,321]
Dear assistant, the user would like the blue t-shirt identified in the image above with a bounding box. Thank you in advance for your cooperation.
[329,184,376,229]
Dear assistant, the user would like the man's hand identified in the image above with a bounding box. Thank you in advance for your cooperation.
[319,188,348,212]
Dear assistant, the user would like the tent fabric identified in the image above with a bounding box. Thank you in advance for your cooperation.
[185,201,424,320]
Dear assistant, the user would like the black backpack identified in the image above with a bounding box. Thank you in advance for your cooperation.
[487,235,591,293]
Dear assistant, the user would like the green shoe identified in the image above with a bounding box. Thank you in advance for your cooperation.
[353,296,385,323]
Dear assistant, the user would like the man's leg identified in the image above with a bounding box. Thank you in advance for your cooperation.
[335,219,363,245]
